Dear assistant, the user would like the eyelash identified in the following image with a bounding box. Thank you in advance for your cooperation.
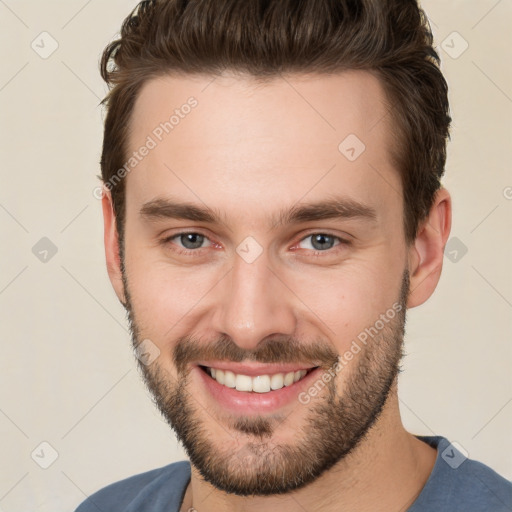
[160,231,351,258]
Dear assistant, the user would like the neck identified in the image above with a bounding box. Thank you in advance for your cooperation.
[180,384,437,512]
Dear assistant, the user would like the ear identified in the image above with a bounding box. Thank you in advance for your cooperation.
[102,187,126,305]
[407,187,452,308]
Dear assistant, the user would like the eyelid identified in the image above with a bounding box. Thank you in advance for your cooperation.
[297,229,352,243]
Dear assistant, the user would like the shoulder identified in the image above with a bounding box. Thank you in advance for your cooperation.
[74,460,191,512]
[445,457,512,511]
[411,436,512,512]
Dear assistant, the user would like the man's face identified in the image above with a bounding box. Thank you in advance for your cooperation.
[115,71,411,494]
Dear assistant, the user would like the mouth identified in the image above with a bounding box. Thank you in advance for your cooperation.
[198,364,319,394]
[193,359,326,414]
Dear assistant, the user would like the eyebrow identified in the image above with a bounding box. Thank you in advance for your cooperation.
[140,195,378,229]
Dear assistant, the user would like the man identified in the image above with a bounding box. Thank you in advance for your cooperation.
[76,0,512,510]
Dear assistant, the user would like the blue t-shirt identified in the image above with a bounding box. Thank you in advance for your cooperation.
[75,435,512,511]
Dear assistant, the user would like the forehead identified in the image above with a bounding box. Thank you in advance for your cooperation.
[126,70,401,225]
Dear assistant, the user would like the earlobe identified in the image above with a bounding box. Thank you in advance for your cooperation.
[101,187,126,305]
[407,187,452,308]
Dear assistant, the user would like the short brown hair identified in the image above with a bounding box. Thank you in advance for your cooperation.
[99,0,450,246]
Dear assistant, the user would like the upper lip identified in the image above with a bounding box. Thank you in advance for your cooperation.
[196,361,319,377]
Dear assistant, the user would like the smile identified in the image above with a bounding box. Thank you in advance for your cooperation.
[200,365,317,393]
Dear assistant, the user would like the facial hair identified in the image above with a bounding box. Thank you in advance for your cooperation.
[122,267,409,496]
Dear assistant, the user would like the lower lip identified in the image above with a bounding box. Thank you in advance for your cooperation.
[195,365,322,414]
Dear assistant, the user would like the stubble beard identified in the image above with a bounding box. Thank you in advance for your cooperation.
[121,267,409,496]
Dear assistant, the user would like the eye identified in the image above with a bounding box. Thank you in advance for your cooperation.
[161,231,350,257]
[163,232,213,254]
[295,233,349,254]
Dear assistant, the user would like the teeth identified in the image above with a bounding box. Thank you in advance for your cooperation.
[270,373,284,390]
[206,367,309,393]
[223,370,236,388]
[236,374,253,392]
[252,375,270,393]
[284,371,295,386]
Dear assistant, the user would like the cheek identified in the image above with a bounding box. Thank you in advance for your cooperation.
[124,245,219,342]
[287,259,403,349]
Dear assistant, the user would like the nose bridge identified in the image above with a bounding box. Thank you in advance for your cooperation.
[214,248,296,350]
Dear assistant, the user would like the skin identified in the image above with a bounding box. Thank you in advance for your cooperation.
[102,70,451,511]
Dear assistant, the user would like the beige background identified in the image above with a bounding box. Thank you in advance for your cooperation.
[0,1,511,510]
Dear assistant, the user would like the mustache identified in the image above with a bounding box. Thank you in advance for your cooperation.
[172,333,340,376]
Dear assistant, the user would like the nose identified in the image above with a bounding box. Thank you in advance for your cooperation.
[211,247,297,351]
